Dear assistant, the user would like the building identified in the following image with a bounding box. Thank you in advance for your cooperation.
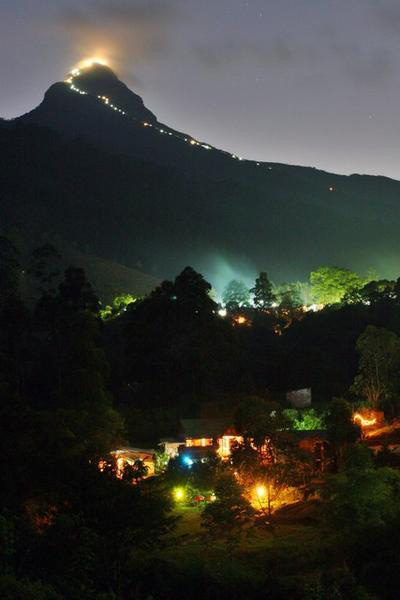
[159,419,243,463]
[110,447,156,477]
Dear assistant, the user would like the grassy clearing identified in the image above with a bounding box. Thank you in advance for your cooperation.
[146,502,336,597]
[164,503,326,567]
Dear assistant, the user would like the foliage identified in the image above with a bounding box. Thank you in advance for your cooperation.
[201,473,255,552]
[154,450,170,474]
[323,398,360,470]
[250,272,276,309]
[99,293,138,320]
[122,459,149,483]
[0,236,21,302]
[351,325,400,416]
[283,408,324,431]
[125,267,239,405]
[275,282,303,309]
[235,396,291,449]
[27,244,61,297]
[310,266,365,305]
[322,457,400,533]
[222,279,250,309]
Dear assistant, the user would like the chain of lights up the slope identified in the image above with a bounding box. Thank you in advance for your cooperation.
[64,64,337,192]
[64,66,275,168]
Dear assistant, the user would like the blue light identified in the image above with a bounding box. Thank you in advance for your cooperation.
[183,455,193,466]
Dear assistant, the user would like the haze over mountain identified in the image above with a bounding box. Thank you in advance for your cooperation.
[2,62,400,294]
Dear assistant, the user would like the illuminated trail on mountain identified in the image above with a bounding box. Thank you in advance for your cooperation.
[63,63,276,168]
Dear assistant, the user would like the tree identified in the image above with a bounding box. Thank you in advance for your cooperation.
[201,473,254,554]
[0,236,20,303]
[235,396,290,450]
[310,266,364,305]
[122,459,149,483]
[283,408,323,431]
[58,266,100,314]
[351,325,400,416]
[274,282,302,309]
[344,279,394,306]
[222,279,250,309]
[27,243,61,297]
[323,398,360,470]
[250,272,275,309]
[322,449,400,534]
[34,267,124,456]
[99,293,137,320]
[125,267,239,405]
[174,266,217,318]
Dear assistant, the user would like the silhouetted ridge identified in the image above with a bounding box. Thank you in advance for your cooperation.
[72,65,157,123]
[4,64,400,286]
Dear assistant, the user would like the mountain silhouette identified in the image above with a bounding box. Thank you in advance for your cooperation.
[2,62,400,291]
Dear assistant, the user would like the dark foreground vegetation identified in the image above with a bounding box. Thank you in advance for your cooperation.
[2,236,400,598]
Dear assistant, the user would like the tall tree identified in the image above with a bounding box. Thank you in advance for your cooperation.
[0,236,21,304]
[125,267,239,405]
[201,473,254,554]
[351,325,400,416]
[27,243,61,297]
[35,267,124,456]
[310,266,364,305]
[250,272,275,309]
[235,396,290,452]
[222,279,250,309]
[323,398,360,470]
[275,282,302,309]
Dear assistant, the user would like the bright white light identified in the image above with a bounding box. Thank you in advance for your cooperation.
[218,308,227,317]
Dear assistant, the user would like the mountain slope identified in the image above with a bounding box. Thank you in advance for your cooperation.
[2,63,400,286]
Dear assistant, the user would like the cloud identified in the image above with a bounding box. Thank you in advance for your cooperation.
[372,0,400,33]
[194,38,317,70]
[56,0,181,77]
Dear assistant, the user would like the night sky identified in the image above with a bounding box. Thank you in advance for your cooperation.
[2,0,400,179]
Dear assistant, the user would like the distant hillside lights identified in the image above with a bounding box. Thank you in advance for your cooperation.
[63,60,277,168]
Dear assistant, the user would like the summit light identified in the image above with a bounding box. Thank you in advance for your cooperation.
[78,57,109,70]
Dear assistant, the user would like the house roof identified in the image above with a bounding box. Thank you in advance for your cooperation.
[110,447,156,456]
[180,418,235,439]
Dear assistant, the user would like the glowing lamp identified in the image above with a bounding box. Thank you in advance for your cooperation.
[174,487,185,501]
[256,485,266,499]
[218,308,227,317]
[183,455,193,466]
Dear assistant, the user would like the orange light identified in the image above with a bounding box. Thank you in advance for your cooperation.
[353,413,377,428]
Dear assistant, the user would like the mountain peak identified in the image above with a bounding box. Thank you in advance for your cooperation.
[65,62,157,124]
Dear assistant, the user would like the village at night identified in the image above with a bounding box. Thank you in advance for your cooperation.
[3,1,400,598]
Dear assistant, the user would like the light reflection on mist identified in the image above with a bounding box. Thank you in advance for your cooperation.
[199,254,256,302]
